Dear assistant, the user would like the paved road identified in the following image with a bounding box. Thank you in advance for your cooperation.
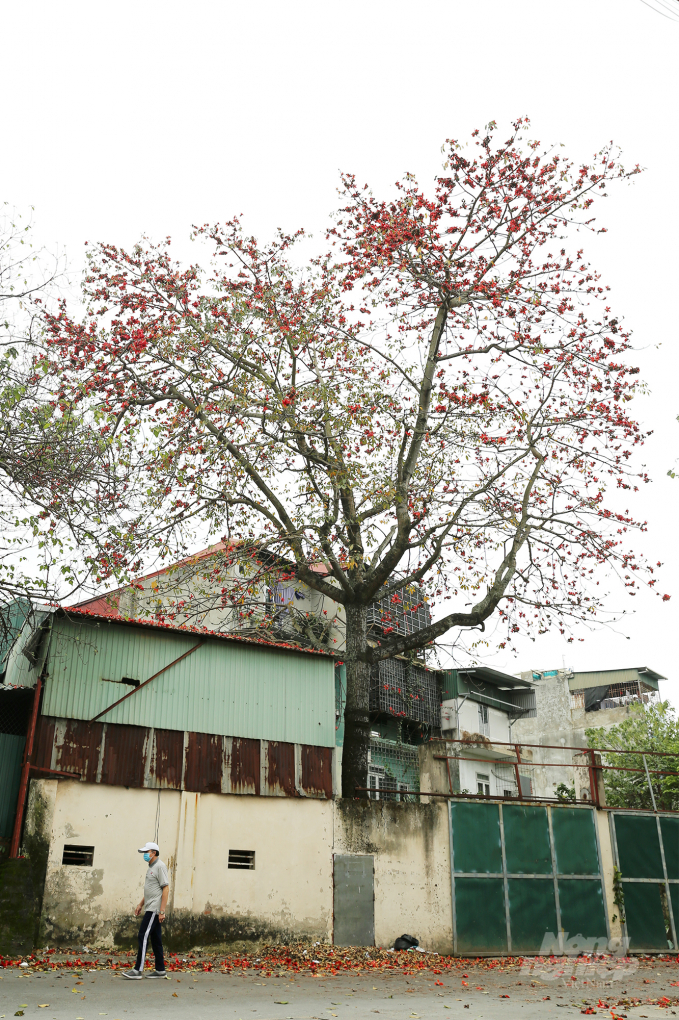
[2,965,678,1020]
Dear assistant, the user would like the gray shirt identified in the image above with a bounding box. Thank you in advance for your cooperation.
[143,858,169,913]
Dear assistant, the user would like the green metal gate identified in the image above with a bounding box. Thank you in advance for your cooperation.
[449,800,608,955]
[610,812,679,952]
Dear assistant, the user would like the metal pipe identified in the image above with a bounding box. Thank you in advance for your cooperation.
[90,640,204,722]
[429,736,678,758]
[642,754,658,812]
[588,749,599,807]
[29,766,82,779]
[455,692,470,732]
[351,787,679,812]
[433,754,679,776]
[9,675,43,858]
[513,744,522,798]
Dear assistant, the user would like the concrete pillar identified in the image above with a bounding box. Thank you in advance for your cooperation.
[573,752,606,806]
[595,808,624,944]
[25,778,58,847]
[419,742,458,802]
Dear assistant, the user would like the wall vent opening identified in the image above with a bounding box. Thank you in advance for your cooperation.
[228,849,255,870]
[62,844,95,866]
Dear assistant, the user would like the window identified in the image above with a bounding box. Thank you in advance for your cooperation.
[62,844,94,866]
[476,773,491,796]
[368,766,393,801]
[228,849,255,870]
[368,767,411,802]
[478,703,490,737]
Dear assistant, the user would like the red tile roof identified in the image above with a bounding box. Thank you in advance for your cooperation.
[58,605,335,658]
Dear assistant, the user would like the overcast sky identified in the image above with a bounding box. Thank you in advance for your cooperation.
[3,0,678,697]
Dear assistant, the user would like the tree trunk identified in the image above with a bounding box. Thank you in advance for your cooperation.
[342,603,371,799]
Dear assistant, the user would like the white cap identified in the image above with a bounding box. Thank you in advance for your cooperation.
[138,841,160,854]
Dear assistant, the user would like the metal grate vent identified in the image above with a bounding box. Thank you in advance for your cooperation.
[228,849,255,870]
[62,844,94,866]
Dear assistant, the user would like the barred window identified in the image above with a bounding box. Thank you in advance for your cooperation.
[228,849,255,869]
[62,845,94,866]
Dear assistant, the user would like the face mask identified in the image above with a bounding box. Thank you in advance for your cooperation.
[143,852,152,862]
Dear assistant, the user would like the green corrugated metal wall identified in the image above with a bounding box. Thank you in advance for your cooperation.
[0,732,24,839]
[0,599,31,667]
[42,620,335,746]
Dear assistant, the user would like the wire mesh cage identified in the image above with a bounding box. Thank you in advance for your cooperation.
[368,736,420,801]
[369,659,440,726]
[366,583,432,638]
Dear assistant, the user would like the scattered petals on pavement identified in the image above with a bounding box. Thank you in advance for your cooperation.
[1,944,679,1015]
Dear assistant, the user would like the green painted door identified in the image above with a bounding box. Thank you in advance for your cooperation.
[450,802,608,956]
[611,812,678,952]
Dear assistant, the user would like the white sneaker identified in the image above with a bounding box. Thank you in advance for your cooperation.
[123,968,143,979]
[146,971,167,979]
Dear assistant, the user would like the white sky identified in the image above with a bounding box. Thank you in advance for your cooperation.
[3,0,678,698]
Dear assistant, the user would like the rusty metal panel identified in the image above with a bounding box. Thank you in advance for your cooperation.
[149,728,184,789]
[100,724,148,787]
[185,731,222,794]
[54,718,104,782]
[223,736,260,796]
[32,716,55,771]
[264,740,296,797]
[301,744,333,799]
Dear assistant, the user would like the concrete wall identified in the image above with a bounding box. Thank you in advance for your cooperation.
[334,800,453,955]
[20,776,629,956]
[29,778,455,953]
[512,673,584,795]
[512,674,644,798]
[36,780,333,950]
[442,697,511,744]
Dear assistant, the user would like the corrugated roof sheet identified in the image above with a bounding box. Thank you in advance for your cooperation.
[42,617,335,747]
[58,607,334,658]
[569,667,665,691]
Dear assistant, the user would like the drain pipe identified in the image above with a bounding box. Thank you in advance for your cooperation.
[9,674,43,858]
[10,614,54,859]
[455,693,470,734]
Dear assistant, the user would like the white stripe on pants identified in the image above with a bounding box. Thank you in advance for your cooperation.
[139,911,157,971]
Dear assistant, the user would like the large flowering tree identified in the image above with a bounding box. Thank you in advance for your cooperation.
[45,120,664,796]
[0,206,116,634]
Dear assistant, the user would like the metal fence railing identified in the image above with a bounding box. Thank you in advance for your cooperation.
[412,737,679,813]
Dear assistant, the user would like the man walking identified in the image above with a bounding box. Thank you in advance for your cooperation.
[123,840,169,979]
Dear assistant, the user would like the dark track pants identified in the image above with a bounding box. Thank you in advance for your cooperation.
[135,911,165,973]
